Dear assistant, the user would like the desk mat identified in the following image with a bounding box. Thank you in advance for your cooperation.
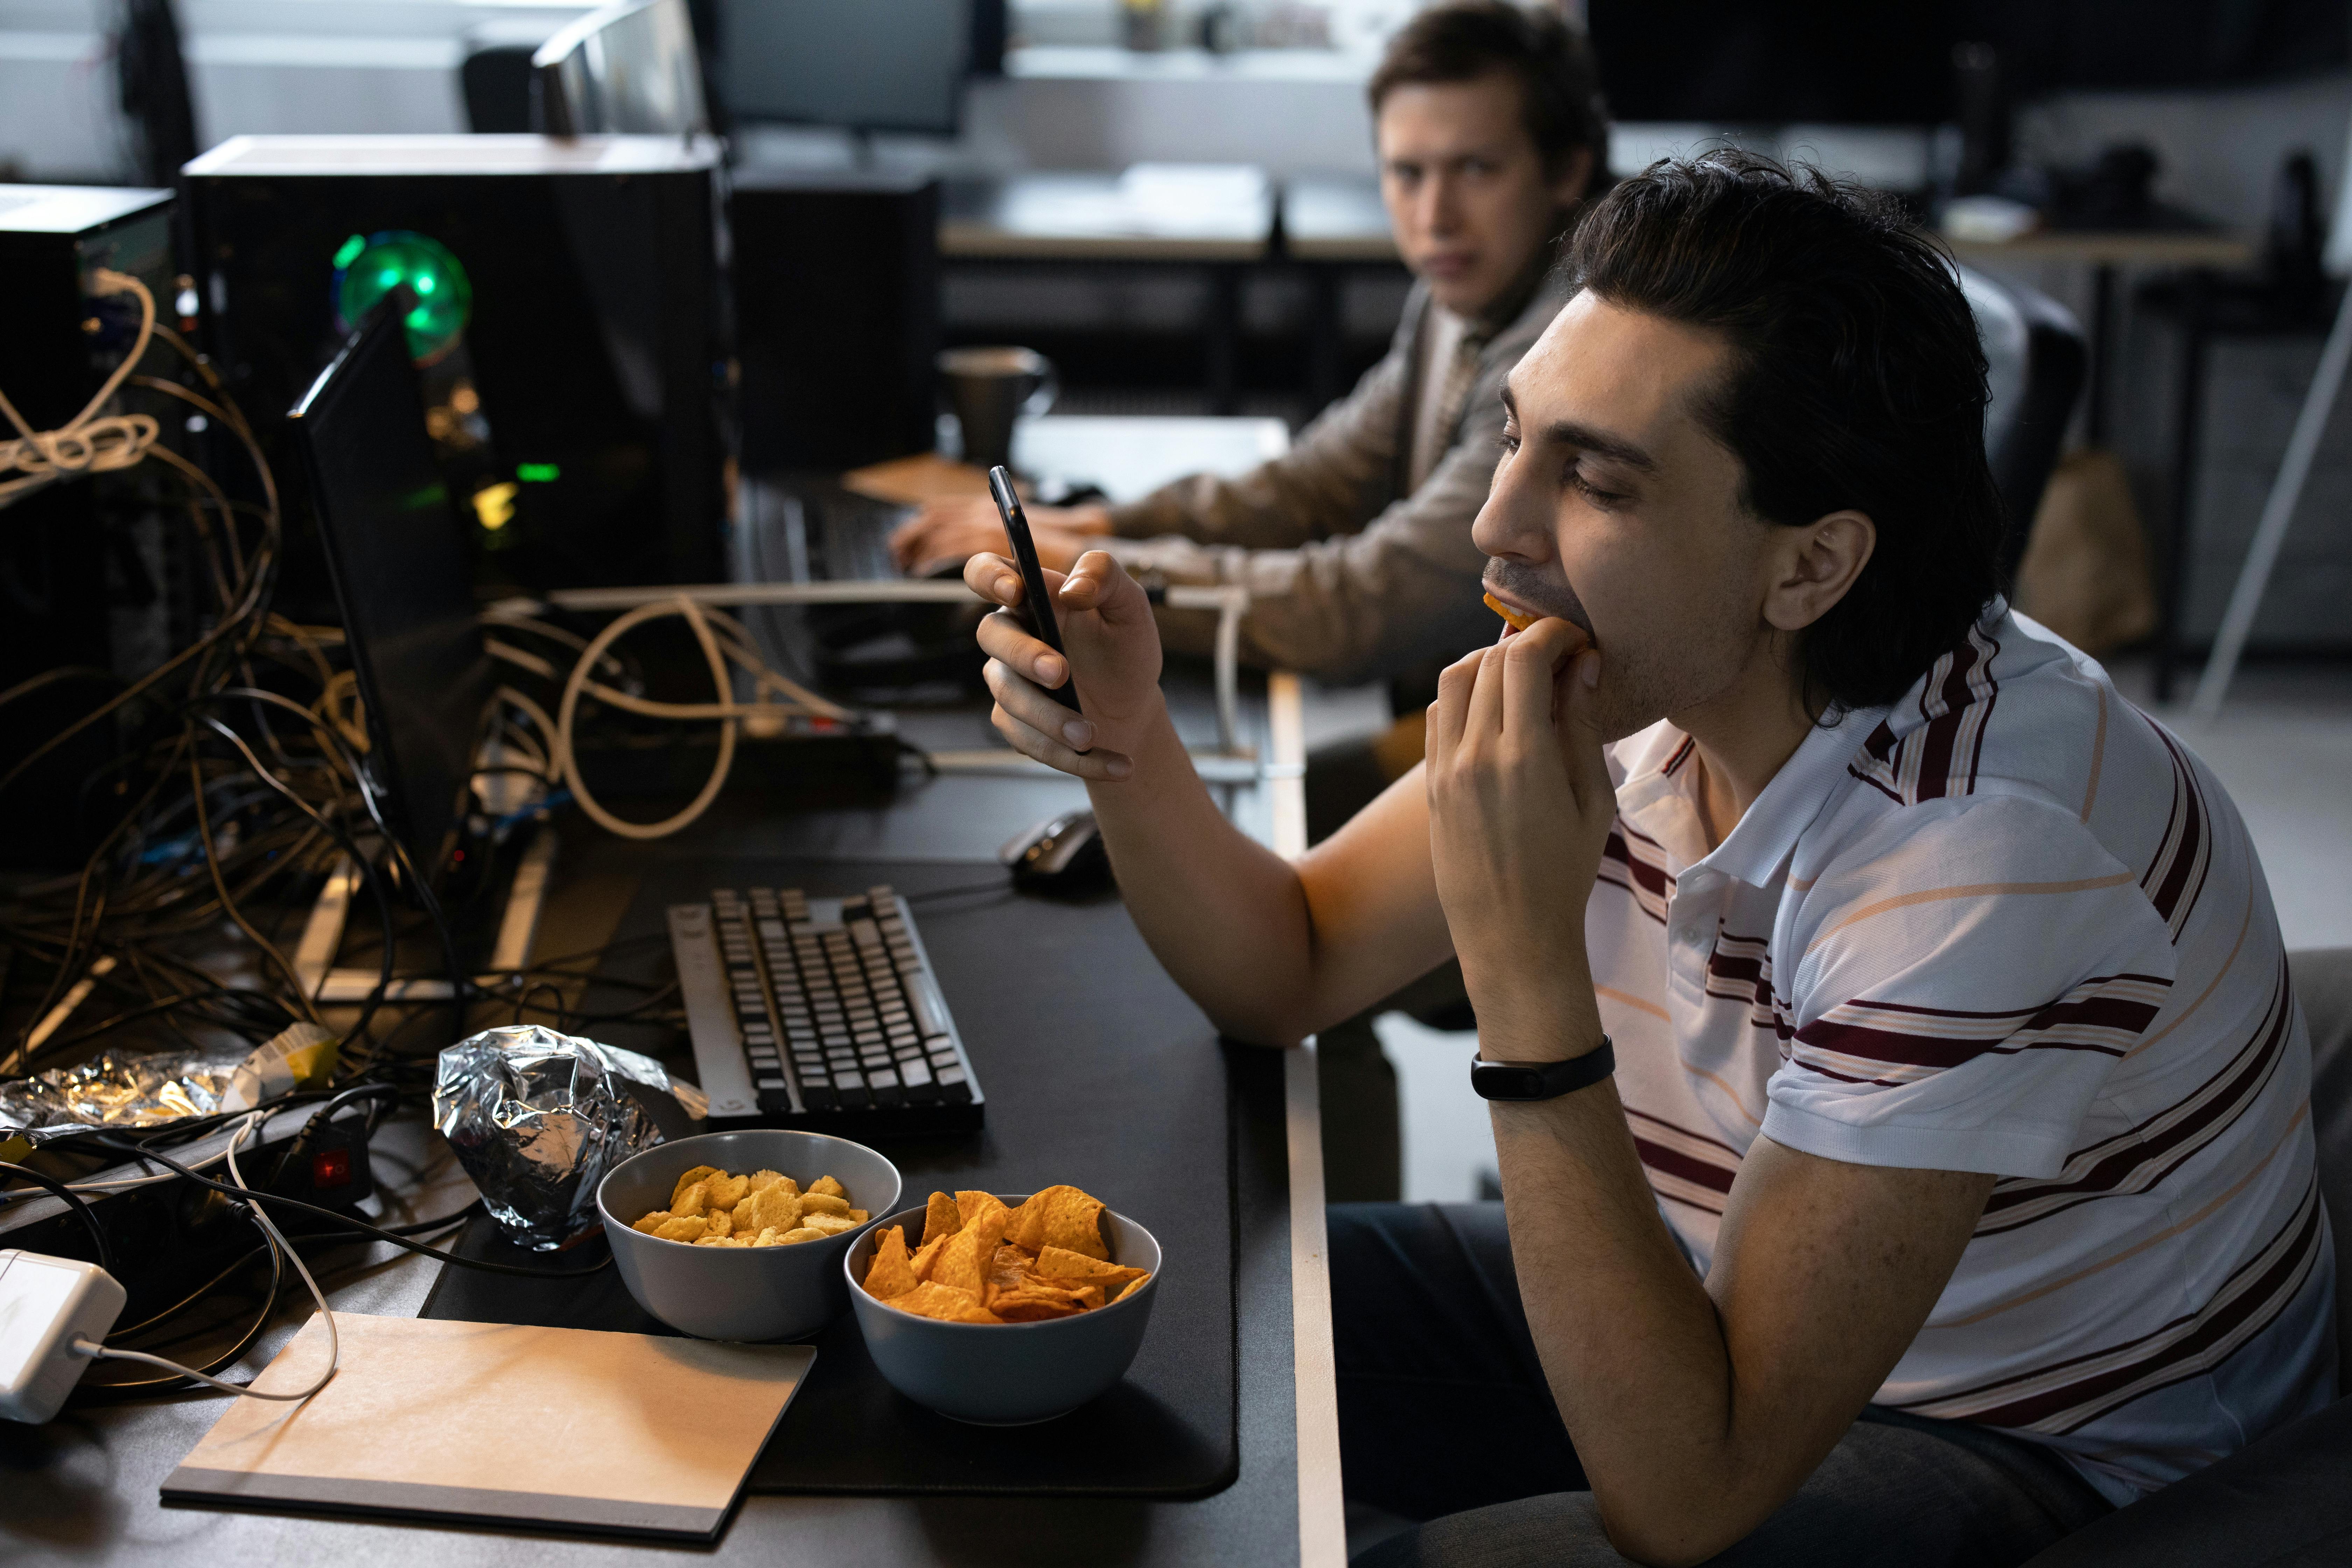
[420,858,1238,1499]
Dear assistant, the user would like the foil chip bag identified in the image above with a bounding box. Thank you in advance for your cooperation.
[431,1025,702,1251]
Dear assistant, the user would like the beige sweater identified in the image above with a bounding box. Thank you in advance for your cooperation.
[1101,270,1572,685]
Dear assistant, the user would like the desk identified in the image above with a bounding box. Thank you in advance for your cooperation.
[2,424,1342,1564]
[1,673,1340,1567]
[941,170,1278,414]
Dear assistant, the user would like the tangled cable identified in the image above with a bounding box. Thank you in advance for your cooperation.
[0,270,162,509]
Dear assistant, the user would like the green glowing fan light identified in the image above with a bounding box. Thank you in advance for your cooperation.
[332,231,472,365]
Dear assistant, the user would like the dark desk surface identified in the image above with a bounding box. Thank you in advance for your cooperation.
[0,673,1341,1567]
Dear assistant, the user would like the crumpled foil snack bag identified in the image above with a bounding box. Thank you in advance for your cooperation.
[431,1025,693,1251]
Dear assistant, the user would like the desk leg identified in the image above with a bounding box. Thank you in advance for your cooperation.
[1209,264,1242,415]
[2156,270,2211,704]
[1287,1043,1347,1568]
[2086,261,2118,447]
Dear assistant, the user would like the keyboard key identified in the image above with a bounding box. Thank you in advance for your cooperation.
[800,1085,834,1111]
[936,1066,967,1086]
[938,1079,973,1104]
[900,1058,933,1088]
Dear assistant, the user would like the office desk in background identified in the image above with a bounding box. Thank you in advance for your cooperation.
[1,419,1345,1568]
[942,169,1277,416]
[1279,175,1405,410]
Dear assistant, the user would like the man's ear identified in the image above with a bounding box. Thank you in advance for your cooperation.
[1763,510,1875,633]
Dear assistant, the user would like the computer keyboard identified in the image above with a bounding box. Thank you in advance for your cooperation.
[818,495,907,582]
[668,885,983,1135]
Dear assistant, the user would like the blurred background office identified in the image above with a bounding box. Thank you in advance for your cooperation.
[2,0,2346,1206]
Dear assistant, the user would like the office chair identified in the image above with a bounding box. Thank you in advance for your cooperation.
[1955,265,2090,589]
[2020,945,2352,1567]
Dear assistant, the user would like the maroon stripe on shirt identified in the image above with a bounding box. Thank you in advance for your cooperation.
[1936,1185,2323,1432]
[1632,1136,1737,1199]
[2143,722,2211,935]
[1979,963,2290,1229]
[1915,630,1990,802]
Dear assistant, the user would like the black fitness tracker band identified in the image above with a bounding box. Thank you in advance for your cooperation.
[1470,1036,1616,1102]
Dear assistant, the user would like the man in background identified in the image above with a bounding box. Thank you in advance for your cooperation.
[891,0,1607,695]
[894,5,1611,1196]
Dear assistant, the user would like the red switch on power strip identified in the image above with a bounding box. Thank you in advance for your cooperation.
[310,1147,352,1190]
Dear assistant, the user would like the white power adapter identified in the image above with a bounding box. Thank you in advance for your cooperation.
[0,1250,125,1423]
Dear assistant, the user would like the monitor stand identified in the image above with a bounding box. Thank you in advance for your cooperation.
[291,822,556,1004]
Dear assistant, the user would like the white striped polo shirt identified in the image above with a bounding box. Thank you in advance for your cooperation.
[1586,603,2337,1504]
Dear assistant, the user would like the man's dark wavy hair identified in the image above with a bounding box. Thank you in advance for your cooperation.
[1560,151,2002,713]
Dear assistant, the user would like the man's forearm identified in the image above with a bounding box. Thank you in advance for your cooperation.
[1080,700,1322,1045]
[1476,964,1785,1564]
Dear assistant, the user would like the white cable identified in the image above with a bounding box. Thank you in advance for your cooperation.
[555,595,740,840]
[0,270,162,509]
[69,1112,340,1402]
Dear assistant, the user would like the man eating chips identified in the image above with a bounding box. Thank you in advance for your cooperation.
[959,153,2332,1565]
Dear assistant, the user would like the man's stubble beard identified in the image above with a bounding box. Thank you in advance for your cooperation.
[1478,557,1751,746]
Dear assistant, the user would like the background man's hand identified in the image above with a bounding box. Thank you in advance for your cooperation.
[1423,618,1611,1054]
[890,496,1111,575]
[968,549,1164,779]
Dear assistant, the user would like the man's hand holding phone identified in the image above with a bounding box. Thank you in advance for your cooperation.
[969,550,1164,782]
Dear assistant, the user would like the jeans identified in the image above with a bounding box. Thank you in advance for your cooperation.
[1331,1202,2115,1567]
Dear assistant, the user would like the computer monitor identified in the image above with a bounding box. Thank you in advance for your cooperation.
[287,293,493,881]
[718,0,973,137]
[533,0,709,136]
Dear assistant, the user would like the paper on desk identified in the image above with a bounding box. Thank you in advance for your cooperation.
[162,1314,813,1541]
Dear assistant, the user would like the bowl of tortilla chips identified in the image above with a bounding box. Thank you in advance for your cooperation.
[844,1185,1162,1424]
[599,1129,899,1341]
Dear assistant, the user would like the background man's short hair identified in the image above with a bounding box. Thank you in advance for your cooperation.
[1367,0,1611,186]
[1561,151,2005,713]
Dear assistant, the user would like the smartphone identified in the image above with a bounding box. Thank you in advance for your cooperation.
[987,465,1083,713]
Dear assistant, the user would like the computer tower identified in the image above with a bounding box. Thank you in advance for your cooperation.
[730,170,939,475]
[0,186,183,869]
[183,135,730,603]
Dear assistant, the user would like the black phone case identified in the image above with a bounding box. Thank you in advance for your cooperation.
[988,467,1084,714]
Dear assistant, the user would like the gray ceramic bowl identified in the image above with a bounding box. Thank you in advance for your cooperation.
[843,1194,1162,1424]
[598,1129,900,1342]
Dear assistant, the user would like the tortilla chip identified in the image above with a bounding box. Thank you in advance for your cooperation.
[651,1215,707,1243]
[1033,1244,1147,1289]
[1110,1274,1150,1303]
[989,1288,1087,1322]
[704,1172,751,1211]
[704,1206,734,1240]
[988,1242,1034,1294]
[669,1166,720,1209]
[890,1281,1002,1324]
[920,1191,962,1247]
[930,1204,1009,1296]
[1005,1185,1104,1253]
[955,1190,1010,1231]
[800,1192,851,1218]
[864,1226,919,1299]
[1040,1188,1109,1260]
[909,1233,949,1281]
[808,1175,847,1200]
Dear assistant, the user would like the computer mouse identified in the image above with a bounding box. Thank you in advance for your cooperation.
[999,809,1112,894]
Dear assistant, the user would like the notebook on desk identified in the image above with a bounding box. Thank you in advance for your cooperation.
[162,1315,815,1541]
